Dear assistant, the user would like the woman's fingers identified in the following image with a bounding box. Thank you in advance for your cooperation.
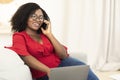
[44,20,50,25]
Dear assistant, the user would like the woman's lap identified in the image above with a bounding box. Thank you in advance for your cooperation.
[36,57,99,80]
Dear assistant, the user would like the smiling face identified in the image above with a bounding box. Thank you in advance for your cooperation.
[26,9,44,32]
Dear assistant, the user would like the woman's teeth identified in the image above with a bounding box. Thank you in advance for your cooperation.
[33,23,39,27]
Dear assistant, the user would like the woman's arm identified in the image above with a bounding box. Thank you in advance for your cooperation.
[21,55,50,76]
[41,20,68,59]
[46,33,67,59]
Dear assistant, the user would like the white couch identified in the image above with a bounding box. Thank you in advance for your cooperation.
[0,33,32,80]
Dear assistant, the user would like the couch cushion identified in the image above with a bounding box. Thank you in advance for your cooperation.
[0,46,32,80]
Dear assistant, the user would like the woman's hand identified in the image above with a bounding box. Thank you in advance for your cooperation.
[41,20,52,36]
[47,69,51,78]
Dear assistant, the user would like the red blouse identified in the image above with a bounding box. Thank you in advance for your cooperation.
[9,31,67,78]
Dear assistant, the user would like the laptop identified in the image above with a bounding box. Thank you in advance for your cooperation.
[49,65,89,80]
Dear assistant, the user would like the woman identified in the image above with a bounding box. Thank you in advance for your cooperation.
[9,2,99,80]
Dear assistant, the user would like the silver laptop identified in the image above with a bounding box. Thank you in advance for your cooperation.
[49,65,89,80]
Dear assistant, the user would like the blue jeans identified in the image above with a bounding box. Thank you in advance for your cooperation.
[36,57,99,80]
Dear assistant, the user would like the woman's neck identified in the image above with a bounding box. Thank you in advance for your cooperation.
[25,29,39,36]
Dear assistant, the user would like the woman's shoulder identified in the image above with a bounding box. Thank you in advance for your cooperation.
[13,31,27,36]
[12,31,29,39]
[12,31,29,42]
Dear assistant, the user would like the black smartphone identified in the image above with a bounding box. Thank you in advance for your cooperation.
[41,23,47,30]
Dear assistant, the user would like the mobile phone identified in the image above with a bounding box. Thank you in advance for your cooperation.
[41,23,47,30]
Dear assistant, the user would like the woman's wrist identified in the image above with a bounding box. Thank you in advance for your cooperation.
[45,33,53,38]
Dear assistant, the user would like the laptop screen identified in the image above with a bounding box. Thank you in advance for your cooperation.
[49,65,89,80]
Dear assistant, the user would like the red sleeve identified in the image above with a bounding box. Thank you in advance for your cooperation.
[11,34,30,56]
